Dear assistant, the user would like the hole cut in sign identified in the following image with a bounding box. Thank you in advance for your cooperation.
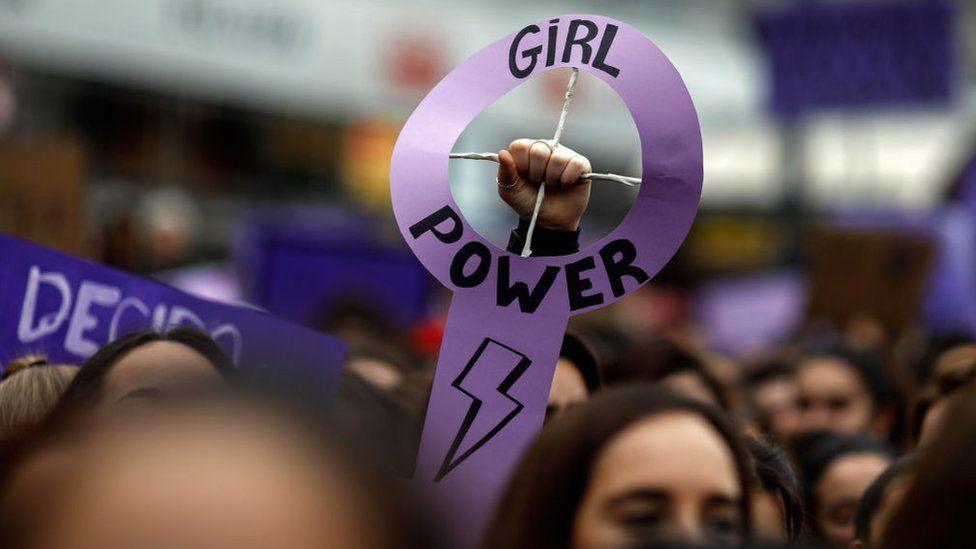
[449,67,641,252]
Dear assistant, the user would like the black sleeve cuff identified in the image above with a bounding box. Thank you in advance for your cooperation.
[506,218,580,257]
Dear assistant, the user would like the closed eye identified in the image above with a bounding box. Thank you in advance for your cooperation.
[115,387,163,405]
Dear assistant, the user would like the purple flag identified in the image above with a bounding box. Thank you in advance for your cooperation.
[0,233,347,394]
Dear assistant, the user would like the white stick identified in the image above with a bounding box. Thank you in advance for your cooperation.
[449,152,640,186]
[522,68,580,257]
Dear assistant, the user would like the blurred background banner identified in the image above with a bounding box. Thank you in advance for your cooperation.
[0,0,974,356]
[756,0,956,117]
[235,205,433,329]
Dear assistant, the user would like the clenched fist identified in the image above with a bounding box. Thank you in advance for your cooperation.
[497,139,592,232]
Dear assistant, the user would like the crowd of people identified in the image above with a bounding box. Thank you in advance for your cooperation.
[0,142,974,548]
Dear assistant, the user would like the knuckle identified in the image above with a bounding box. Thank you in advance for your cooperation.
[529,143,550,160]
[570,157,589,171]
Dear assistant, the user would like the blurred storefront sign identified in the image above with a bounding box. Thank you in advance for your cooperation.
[341,118,399,211]
[826,208,976,338]
[0,0,748,141]
[0,139,87,256]
[756,0,955,117]
[684,215,788,273]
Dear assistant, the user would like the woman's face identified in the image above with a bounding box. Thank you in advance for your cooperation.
[797,358,874,436]
[752,377,802,441]
[814,452,891,545]
[97,341,225,413]
[572,411,744,547]
[546,358,588,423]
[27,408,388,549]
[750,488,786,543]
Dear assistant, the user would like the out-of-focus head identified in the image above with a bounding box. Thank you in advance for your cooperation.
[0,356,76,437]
[53,328,234,417]
[345,342,419,392]
[484,385,751,548]
[798,434,894,545]
[743,358,802,442]
[0,391,436,549]
[547,332,601,423]
[879,388,976,548]
[796,347,895,438]
[747,438,803,543]
[605,338,730,409]
[852,455,915,549]
[913,343,976,448]
[314,298,398,345]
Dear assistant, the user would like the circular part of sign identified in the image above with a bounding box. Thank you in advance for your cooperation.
[390,13,702,316]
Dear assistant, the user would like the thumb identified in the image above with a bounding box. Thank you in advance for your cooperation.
[496,149,519,192]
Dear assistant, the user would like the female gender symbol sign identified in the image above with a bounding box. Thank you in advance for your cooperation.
[390,13,702,542]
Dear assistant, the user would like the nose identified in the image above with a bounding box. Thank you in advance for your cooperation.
[803,405,832,432]
[668,506,705,545]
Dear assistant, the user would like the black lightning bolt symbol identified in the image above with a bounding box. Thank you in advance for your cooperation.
[434,338,532,482]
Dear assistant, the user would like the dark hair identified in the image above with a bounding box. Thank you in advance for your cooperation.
[748,438,804,541]
[54,328,235,413]
[880,388,976,548]
[605,338,731,409]
[482,385,752,549]
[800,345,893,409]
[560,332,602,393]
[910,344,976,442]
[797,433,895,536]
[742,357,795,387]
[854,454,915,543]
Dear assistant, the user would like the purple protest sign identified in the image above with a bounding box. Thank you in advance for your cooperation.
[0,233,347,394]
[390,14,702,542]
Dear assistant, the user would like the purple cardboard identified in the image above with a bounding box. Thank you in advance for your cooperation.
[0,233,347,395]
[390,14,702,543]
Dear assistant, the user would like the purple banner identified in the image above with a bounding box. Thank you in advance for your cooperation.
[0,233,347,394]
[391,13,702,545]
[757,0,955,117]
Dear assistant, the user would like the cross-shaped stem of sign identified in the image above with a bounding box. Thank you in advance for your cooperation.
[449,68,642,257]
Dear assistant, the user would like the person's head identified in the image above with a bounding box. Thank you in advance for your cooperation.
[798,434,895,545]
[547,332,602,423]
[0,389,438,549]
[606,338,731,409]
[743,358,802,442]
[913,343,976,448]
[484,385,752,548]
[747,438,803,543]
[54,328,234,416]
[851,454,915,549]
[796,346,896,438]
[345,342,419,392]
[879,388,976,548]
[0,356,77,437]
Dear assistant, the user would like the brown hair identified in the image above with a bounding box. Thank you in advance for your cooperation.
[880,387,976,548]
[0,355,77,436]
[605,338,732,409]
[910,344,976,442]
[482,385,752,548]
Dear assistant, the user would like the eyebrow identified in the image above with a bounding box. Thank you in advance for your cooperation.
[605,488,669,508]
[115,387,163,405]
